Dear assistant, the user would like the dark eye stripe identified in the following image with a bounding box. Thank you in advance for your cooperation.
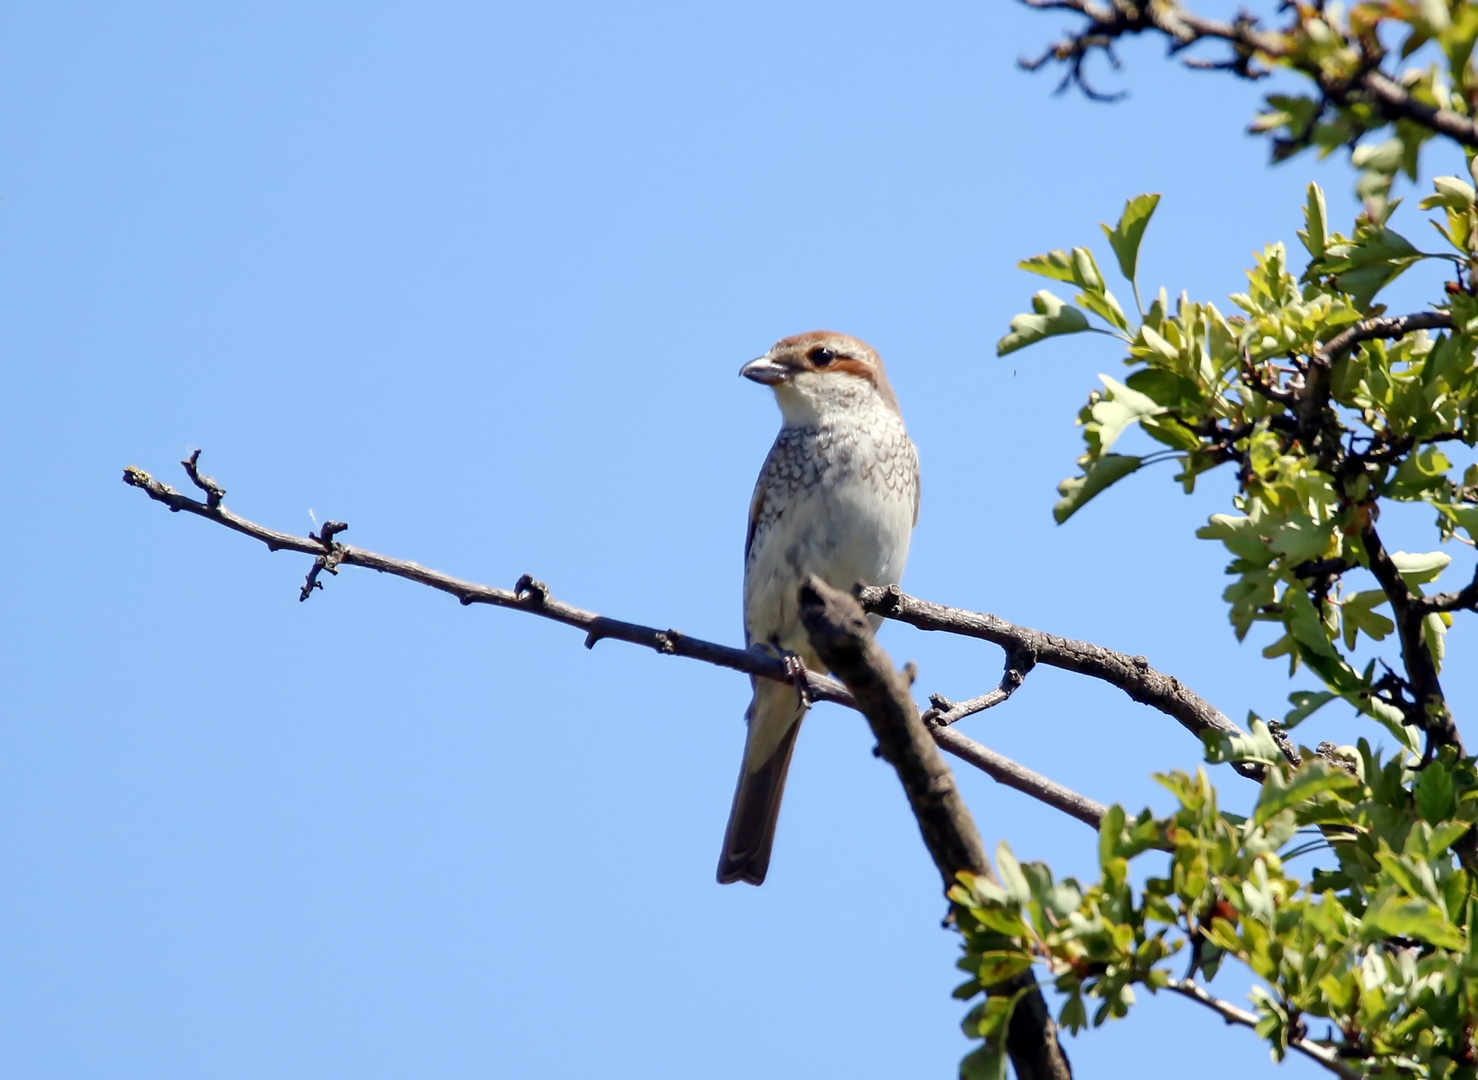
[807,346,836,366]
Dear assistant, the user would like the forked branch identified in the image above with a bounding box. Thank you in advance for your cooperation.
[797,578,1073,1080]
[856,585,1263,780]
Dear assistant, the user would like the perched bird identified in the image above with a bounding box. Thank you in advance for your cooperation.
[718,331,919,886]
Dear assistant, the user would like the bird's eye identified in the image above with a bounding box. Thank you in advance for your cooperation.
[808,347,836,367]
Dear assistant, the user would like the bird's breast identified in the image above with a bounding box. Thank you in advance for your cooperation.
[743,410,917,653]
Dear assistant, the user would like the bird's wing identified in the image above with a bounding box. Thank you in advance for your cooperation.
[744,468,767,568]
[911,442,921,527]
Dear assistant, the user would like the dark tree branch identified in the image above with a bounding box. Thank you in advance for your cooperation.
[1318,312,1454,360]
[796,577,1073,1080]
[932,726,1107,829]
[181,449,226,508]
[1359,520,1462,755]
[1021,0,1478,149]
[122,456,1106,829]
[855,585,1265,781]
[1424,562,1478,614]
[1296,316,1451,470]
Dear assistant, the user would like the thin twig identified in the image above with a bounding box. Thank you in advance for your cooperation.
[932,727,1107,828]
[1162,978,1362,1079]
[923,645,1036,727]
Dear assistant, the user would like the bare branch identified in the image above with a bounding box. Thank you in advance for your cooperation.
[855,585,1264,781]
[923,645,1035,727]
[122,461,856,705]
[123,455,1107,830]
[932,726,1107,828]
[1359,520,1462,756]
[796,577,1072,1080]
[181,449,226,508]
[1162,978,1362,1079]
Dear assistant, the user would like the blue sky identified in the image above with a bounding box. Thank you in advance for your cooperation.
[3,2,1472,1077]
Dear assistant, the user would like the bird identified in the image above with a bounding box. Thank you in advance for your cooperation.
[718,331,919,886]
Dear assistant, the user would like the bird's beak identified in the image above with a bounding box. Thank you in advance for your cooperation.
[739,355,790,385]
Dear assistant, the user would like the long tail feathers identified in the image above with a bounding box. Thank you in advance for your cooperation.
[717,685,805,885]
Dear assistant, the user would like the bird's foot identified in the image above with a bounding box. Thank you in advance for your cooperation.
[760,637,811,711]
[782,652,810,711]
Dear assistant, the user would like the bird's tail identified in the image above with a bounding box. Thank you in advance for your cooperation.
[717,679,806,886]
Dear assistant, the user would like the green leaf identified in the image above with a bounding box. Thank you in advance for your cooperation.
[1434,502,1478,541]
[972,951,1035,984]
[1078,287,1131,332]
[1058,991,1088,1035]
[1416,759,1457,824]
[1098,804,1126,870]
[1253,761,1359,826]
[1325,226,1422,308]
[1341,590,1395,650]
[1284,690,1336,729]
[1391,550,1452,586]
[962,985,1031,1041]
[1100,193,1161,284]
[1203,718,1286,767]
[1072,247,1103,292]
[1270,514,1335,564]
[1125,367,1203,411]
[1282,584,1340,660]
[1365,895,1466,949]
[1018,250,1077,283]
[1089,375,1164,454]
[1386,446,1452,499]
[1141,415,1201,451]
[1197,514,1273,563]
[994,842,1031,904]
[1053,454,1143,524]
[1419,175,1476,211]
[960,1044,1007,1080]
[998,291,1091,356]
[1297,183,1328,260]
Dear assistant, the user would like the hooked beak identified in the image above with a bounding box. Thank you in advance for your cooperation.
[739,355,791,385]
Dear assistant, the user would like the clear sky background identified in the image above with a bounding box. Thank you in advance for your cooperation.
[3,2,1474,1078]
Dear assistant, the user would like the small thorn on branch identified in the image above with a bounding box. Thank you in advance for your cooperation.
[514,573,549,607]
[181,450,226,509]
[1267,720,1302,767]
[300,520,349,602]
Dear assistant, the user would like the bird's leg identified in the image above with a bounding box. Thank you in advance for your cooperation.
[766,635,811,711]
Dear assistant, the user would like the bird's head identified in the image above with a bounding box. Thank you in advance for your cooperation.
[739,331,900,425]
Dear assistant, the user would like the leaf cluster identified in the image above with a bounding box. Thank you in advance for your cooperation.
[1000,181,1478,752]
[953,736,1478,1078]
